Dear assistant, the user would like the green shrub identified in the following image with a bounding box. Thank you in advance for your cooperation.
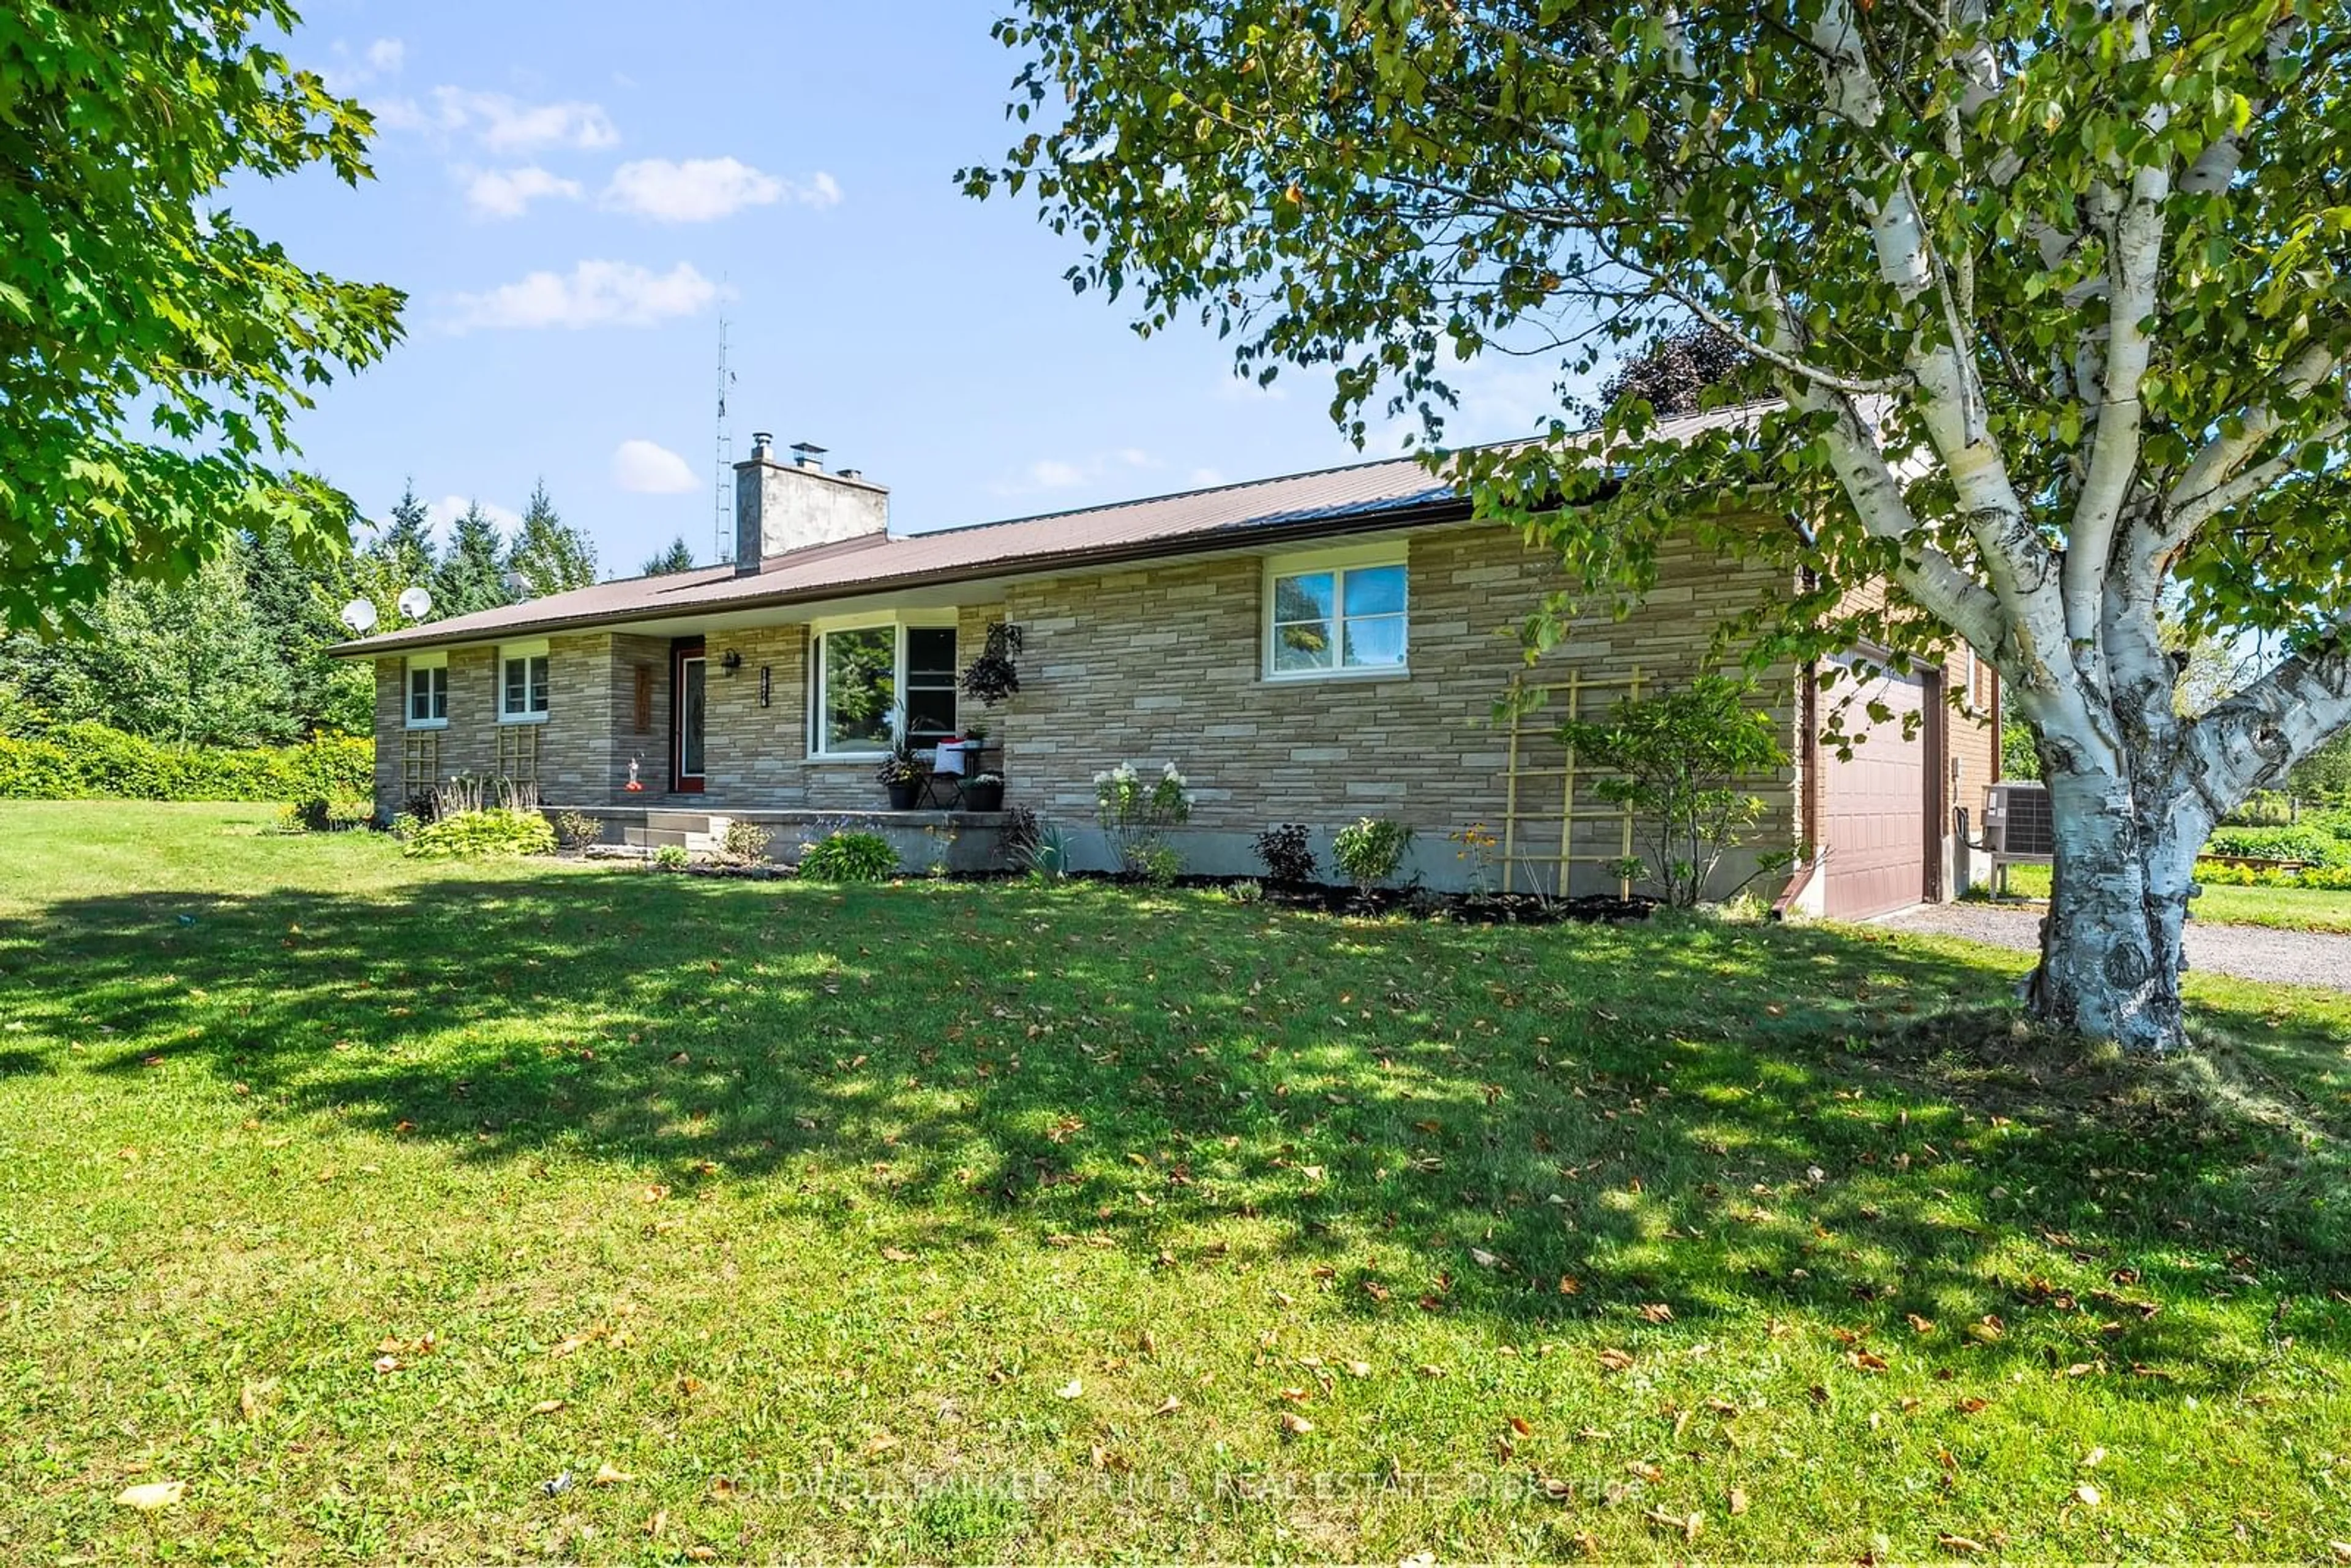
[552,809,602,851]
[1094,761,1192,878]
[720,819,773,865]
[399,808,557,860]
[1558,677,1790,908]
[798,830,898,882]
[0,721,370,802]
[652,844,691,872]
[277,794,372,833]
[1332,816,1415,895]
[2205,823,2339,868]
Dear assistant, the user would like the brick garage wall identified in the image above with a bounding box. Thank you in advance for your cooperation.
[993,522,1801,892]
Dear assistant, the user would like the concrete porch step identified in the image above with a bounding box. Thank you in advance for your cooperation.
[644,810,729,835]
[624,827,695,850]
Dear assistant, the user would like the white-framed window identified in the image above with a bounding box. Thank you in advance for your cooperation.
[498,639,550,724]
[404,652,448,729]
[1264,544,1409,680]
[809,614,958,757]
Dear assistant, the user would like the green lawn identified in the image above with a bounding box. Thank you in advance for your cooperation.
[5,803,2351,1562]
[1999,860,2351,933]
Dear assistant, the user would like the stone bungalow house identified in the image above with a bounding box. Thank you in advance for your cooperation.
[334,409,1998,918]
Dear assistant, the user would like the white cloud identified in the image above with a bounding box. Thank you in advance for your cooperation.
[320,36,405,94]
[1026,460,1087,490]
[423,496,522,541]
[1188,467,1226,488]
[444,260,722,332]
[461,165,582,220]
[377,86,618,153]
[601,157,840,222]
[991,448,1163,498]
[612,438,699,494]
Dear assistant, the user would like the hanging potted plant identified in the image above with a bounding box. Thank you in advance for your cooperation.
[876,734,923,809]
[961,622,1022,707]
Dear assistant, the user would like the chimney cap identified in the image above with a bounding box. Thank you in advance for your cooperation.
[750,430,773,450]
[788,440,827,470]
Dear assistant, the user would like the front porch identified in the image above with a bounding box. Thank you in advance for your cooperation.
[553,805,1016,874]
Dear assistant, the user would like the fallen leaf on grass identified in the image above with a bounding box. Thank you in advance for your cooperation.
[1643,1506,1701,1541]
[238,1382,262,1423]
[2327,1542,2351,1564]
[593,1461,632,1487]
[2073,1483,2102,1507]
[1344,1359,1372,1378]
[116,1480,184,1510]
[880,1246,916,1263]
[530,1398,567,1416]
[1638,1302,1674,1324]
[1728,1488,1749,1517]
[1906,1313,1935,1334]
[1154,1395,1182,1416]
[1597,1348,1636,1373]
[684,1548,719,1562]
[1056,1378,1083,1399]
[1416,1363,1447,1379]
[1507,1416,1533,1436]
[708,1476,738,1498]
[866,1433,900,1455]
[1280,1411,1314,1436]
[638,1184,669,1204]
[1938,1533,1988,1554]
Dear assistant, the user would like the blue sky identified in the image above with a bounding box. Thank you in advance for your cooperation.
[244,2,1581,575]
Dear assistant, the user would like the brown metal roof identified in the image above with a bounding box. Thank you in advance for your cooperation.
[333,402,1767,655]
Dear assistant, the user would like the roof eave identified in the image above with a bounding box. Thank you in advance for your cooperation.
[328,497,1483,658]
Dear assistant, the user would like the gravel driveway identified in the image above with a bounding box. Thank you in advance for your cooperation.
[1881,901,2351,992]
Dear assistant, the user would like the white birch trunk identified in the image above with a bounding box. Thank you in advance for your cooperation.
[2028,748,2205,1055]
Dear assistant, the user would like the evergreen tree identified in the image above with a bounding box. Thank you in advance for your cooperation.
[431,502,514,620]
[243,497,373,736]
[375,480,437,582]
[640,536,697,576]
[4,548,294,745]
[504,479,599,598]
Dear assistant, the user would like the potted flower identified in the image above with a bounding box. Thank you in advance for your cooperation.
[963,771,1005,811]
[876,735,923,809]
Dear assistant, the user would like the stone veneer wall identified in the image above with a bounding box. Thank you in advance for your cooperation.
[994,522,1799,893]
[367,523,1897,895]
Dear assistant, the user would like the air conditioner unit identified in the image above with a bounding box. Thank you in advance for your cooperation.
[1983,781,2055,859]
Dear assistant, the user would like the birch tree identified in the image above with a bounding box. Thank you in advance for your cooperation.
[967,0,2351,1054]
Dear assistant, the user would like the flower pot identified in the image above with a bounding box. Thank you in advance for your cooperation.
[886,781,920,810]
[962,780,1004,812]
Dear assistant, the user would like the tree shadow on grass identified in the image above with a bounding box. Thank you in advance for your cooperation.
[4,870,2348,1376]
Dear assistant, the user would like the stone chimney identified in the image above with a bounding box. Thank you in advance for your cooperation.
[733,432,888,574]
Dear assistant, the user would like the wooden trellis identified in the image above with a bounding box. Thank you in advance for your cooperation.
[400,732,440,803]
[495,722,541,788]
[1499,667,1644,899]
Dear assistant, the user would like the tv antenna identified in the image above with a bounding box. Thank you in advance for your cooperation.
[713,309,737,565]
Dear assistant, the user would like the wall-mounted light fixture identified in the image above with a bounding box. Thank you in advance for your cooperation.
[758,666,771,708]
[721,649,744,675]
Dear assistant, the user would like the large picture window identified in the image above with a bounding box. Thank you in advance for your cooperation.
[1265,548,1408,679]
[812,618,958,756]
[405,654,448,729]
[499,642,550,722]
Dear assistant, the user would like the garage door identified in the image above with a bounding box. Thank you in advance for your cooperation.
[1823,675,1928,919]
